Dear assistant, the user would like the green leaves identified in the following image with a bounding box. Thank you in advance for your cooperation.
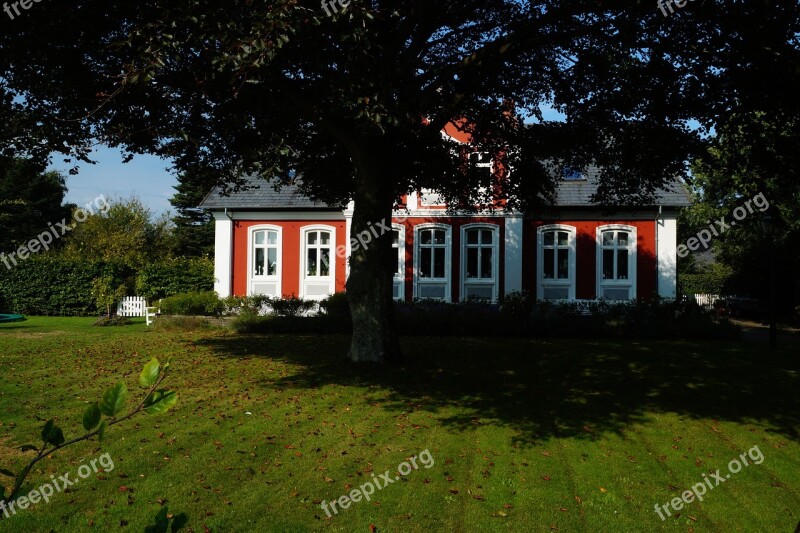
[41,420,65,446]
[83,402,102,431]
[98,421,108,444]
[144,390,178,415]
[100,383,128,417]
[140,358,161,388]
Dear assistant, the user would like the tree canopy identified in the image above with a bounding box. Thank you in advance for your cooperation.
[0,157,72,253]
[1,1,798,361]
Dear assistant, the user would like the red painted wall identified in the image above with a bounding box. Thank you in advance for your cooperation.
[231,220,347,297]
[523,219,657,299]
[229,216,657,301]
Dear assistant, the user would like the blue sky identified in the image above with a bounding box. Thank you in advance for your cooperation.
[46,103,568,215]
[47,147,178,215]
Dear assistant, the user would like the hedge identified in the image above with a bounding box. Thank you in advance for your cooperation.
[0,256,214,316]
[135,258,215,301]
[0,257,132,316]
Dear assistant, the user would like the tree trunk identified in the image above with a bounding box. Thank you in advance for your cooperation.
[346,146,403,364]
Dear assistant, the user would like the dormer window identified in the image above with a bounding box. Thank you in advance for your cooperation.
[562,166,586,181]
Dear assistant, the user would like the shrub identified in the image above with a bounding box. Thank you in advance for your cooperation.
[135,258,214,301]
[228,297,739,341]
[93,315,132,327]
[499,290,533,316]
[319,292,349,318]
[270,295,317,317]
[159,291,223,316]
[152,316,213,331]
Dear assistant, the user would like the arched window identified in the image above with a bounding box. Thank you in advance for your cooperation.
[414,224,451,301]
[248,226,282,296]
[301,225,336,300]
[461,224,499,301]
[597,225,637,300]
[537,225,576,300]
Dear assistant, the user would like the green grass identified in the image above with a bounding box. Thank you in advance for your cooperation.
[0,317,798,532]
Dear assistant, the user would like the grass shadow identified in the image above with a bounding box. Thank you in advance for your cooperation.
[197,334,800,446]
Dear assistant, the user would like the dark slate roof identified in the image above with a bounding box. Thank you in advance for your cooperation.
[200,172,692,210]
[199,176,334,210]
[553,166,692,207]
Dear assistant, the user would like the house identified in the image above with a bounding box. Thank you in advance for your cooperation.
[200,137,690,303]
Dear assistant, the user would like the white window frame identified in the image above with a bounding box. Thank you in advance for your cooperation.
[247,225,282,297]
[413,223,452,301]
[392,224,406,300]
[596,224,637,300]
[537,224,577,300]
[460,223,499,302]
[300,225,336,300]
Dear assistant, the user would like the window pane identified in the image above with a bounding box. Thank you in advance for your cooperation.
[434,230,446,245]
[420,248,432,277]
[603,249,614,279]
[466,248,478,278]
[481,249,493,278]
[617,231,629,247]
[307,248,317,276]
[393,248,400,276]
[617,250,628,280]
[320,248,330,276]
[308,232,317,245]
[320,232,330,246]
[543,249,554,279]
[421,230,432,245]
[267,231,278,245]
[557,248,569,279]
[543,231,554,246]
[434,248,445,278]
[255,248,265,276]
[467,230,479,245]
[557,231,569,246]
[603,232,614,246]
[267,248,278,276]
[481,230,493,245]
[392,229,400,246]
[254,231,265,245]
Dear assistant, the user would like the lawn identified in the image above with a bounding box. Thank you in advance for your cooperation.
[0,317,798,532]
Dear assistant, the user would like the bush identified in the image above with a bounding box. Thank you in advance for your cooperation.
[231,313,350,334]
[319,292,349,318]
[159,291,223,316]
[269,295,317,317]
[228,296,739,341]
[135,258,214,301]
[499,290,533,316]
[152,316,214,331]
[93,315,132,327]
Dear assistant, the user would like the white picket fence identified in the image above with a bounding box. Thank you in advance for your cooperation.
[690,293,721,309]
[117,296,148,317]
